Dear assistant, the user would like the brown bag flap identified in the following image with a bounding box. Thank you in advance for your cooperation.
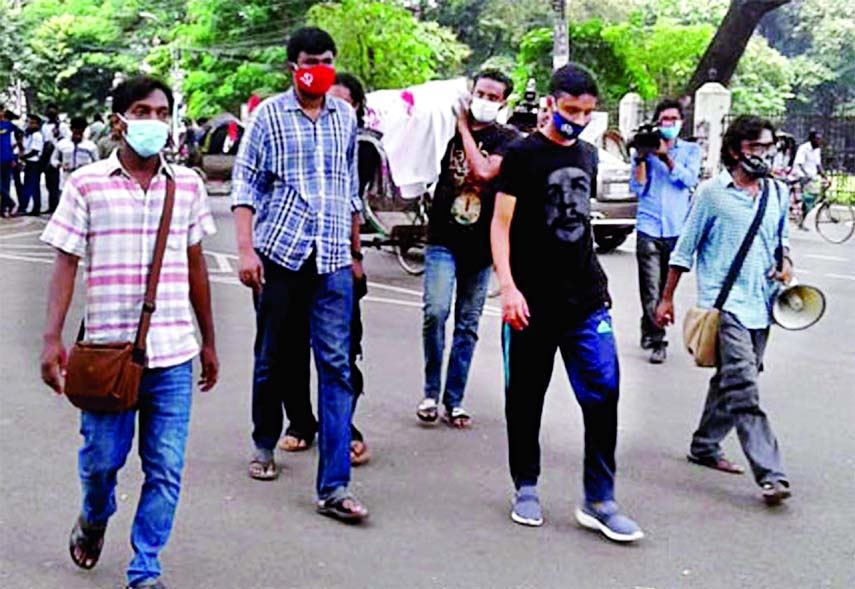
[64,342,134,399]
[682,307,720,368]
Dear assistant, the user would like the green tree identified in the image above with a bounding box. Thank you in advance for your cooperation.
[306,0,470,90]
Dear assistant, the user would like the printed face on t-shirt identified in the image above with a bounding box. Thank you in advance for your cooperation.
[545,166,591,243]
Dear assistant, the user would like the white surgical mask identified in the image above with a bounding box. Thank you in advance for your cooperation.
[469,98,502,124]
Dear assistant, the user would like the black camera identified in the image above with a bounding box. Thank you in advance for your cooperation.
[507,78,539,134]
[629,123,661,152]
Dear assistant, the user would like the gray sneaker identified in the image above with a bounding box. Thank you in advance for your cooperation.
[575,501,644,542]
[511,485,543,527]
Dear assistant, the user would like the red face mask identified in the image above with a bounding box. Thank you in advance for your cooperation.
[293,65,336,97]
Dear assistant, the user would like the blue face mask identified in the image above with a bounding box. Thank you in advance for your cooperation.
[119,115,169,159]
[552,111,587,140]
[659,122,682,141]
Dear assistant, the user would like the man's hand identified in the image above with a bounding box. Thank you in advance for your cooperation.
[352,258,365,282]
[237,248,264,293]
[198,344,219,392]
[655,298,675,328]
[501,285,530,331]
[768,257,794,284]
[40,335,67,394]
[455,98,470,131]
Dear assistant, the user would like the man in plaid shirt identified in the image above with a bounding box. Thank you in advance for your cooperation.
[39,76,218,589]
[231,27,368,522]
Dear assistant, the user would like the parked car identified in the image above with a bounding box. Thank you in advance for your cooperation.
[592,149,637,252]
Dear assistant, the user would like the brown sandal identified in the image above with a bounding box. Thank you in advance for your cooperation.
[687,453,745,474]
[350,440,371,466]
[278,435,311,452]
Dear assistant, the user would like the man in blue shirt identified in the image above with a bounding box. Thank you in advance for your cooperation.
[231,27,368,523]
[630,100,701,364]
[656,115,793,506]
[0,109,21,217]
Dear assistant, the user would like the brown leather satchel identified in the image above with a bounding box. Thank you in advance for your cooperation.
[64,177,176,412]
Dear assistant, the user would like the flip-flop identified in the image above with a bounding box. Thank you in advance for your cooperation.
[278,435,311,452]
[350,440,371,466]
[687,453,745,474]
[443,407,472,429]
[248,451,278,481]
[69,516,106,570]
[317,493,369,523]
[416,398,439,423]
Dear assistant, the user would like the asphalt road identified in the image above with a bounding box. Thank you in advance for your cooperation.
[1,198,853,589]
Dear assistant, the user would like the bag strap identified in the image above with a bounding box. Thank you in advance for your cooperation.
[131,174,176,364]
[713,179,769,310]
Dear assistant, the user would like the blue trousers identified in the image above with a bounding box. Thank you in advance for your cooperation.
[422,245,491,409]
[78,360,193,587]
[251,254,354,500]
[503,308,620,502]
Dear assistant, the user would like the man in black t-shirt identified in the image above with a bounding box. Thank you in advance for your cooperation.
[416,69,520,428]
[491,63,643,542]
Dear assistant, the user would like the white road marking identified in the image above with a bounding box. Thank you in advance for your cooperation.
[0,230,44,240]
[804,254,849,262]
[0,252,53,264]
[826,273,855,281]
[208,252,233,273]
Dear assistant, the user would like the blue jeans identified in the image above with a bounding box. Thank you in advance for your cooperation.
[78,360,193,587]
[252,254,354,500]
[503,308,620,502]
[20,163,41,214]
[422,245,491,410]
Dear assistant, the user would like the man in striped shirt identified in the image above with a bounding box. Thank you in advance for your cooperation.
[40,76,218,589]
[231,27,368,522]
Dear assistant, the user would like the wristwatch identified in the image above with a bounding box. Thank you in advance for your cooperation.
[352,250,364,262]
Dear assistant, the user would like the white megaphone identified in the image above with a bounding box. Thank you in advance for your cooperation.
[772,278,826,330]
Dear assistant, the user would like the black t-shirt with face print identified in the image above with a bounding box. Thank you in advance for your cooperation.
[428,123,521,272]
[497,131,610,324]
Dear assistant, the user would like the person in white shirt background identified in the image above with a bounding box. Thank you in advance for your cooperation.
[40,102,71,214]
[792,129,831,229]
[51,117,99,185]
[17,113,45,216]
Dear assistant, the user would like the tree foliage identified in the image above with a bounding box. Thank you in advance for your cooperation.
[307,0,469,90]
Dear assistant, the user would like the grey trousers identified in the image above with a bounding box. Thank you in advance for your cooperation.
[636,232,678,348]
[689,312,787,486]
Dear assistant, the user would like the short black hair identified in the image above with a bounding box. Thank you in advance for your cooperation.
[721,115,777,169]
[93,113,104,122]
[70,116,88,131]
[549,63,599,98]
[287,27,337,63]
[112,75,174,115]
[473,68,514,99]
[333,72,366,127]
[808,129,821,142]
[46,103,59,111]
[27,113,42,124]
[653,99,683,121]
[3,110,17,120]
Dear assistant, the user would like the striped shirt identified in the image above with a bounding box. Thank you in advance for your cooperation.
[41,151,217,368]
[670,171,789,329]
[51,138,99,172]
[231,89,361,274]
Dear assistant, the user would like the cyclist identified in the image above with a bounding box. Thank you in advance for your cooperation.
[793,130,831,229]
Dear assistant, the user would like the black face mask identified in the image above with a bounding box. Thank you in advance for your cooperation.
[739,153,771,179]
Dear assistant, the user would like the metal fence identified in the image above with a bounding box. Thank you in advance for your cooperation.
[724,112,855,174]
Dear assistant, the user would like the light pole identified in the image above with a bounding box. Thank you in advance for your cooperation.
[552,0,569,70]
[138,11,183,147]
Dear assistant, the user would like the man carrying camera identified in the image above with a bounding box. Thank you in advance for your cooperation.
[629,100,701,364]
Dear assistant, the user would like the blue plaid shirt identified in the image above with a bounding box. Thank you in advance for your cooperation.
[670,171,790,329]
[231,89,361,274]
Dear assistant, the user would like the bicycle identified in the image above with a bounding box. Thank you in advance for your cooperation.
[789,176,855,244]
[361,190,430,275]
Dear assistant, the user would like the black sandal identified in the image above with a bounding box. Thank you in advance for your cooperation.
[69,516,106,570]
[317,493,369,523]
